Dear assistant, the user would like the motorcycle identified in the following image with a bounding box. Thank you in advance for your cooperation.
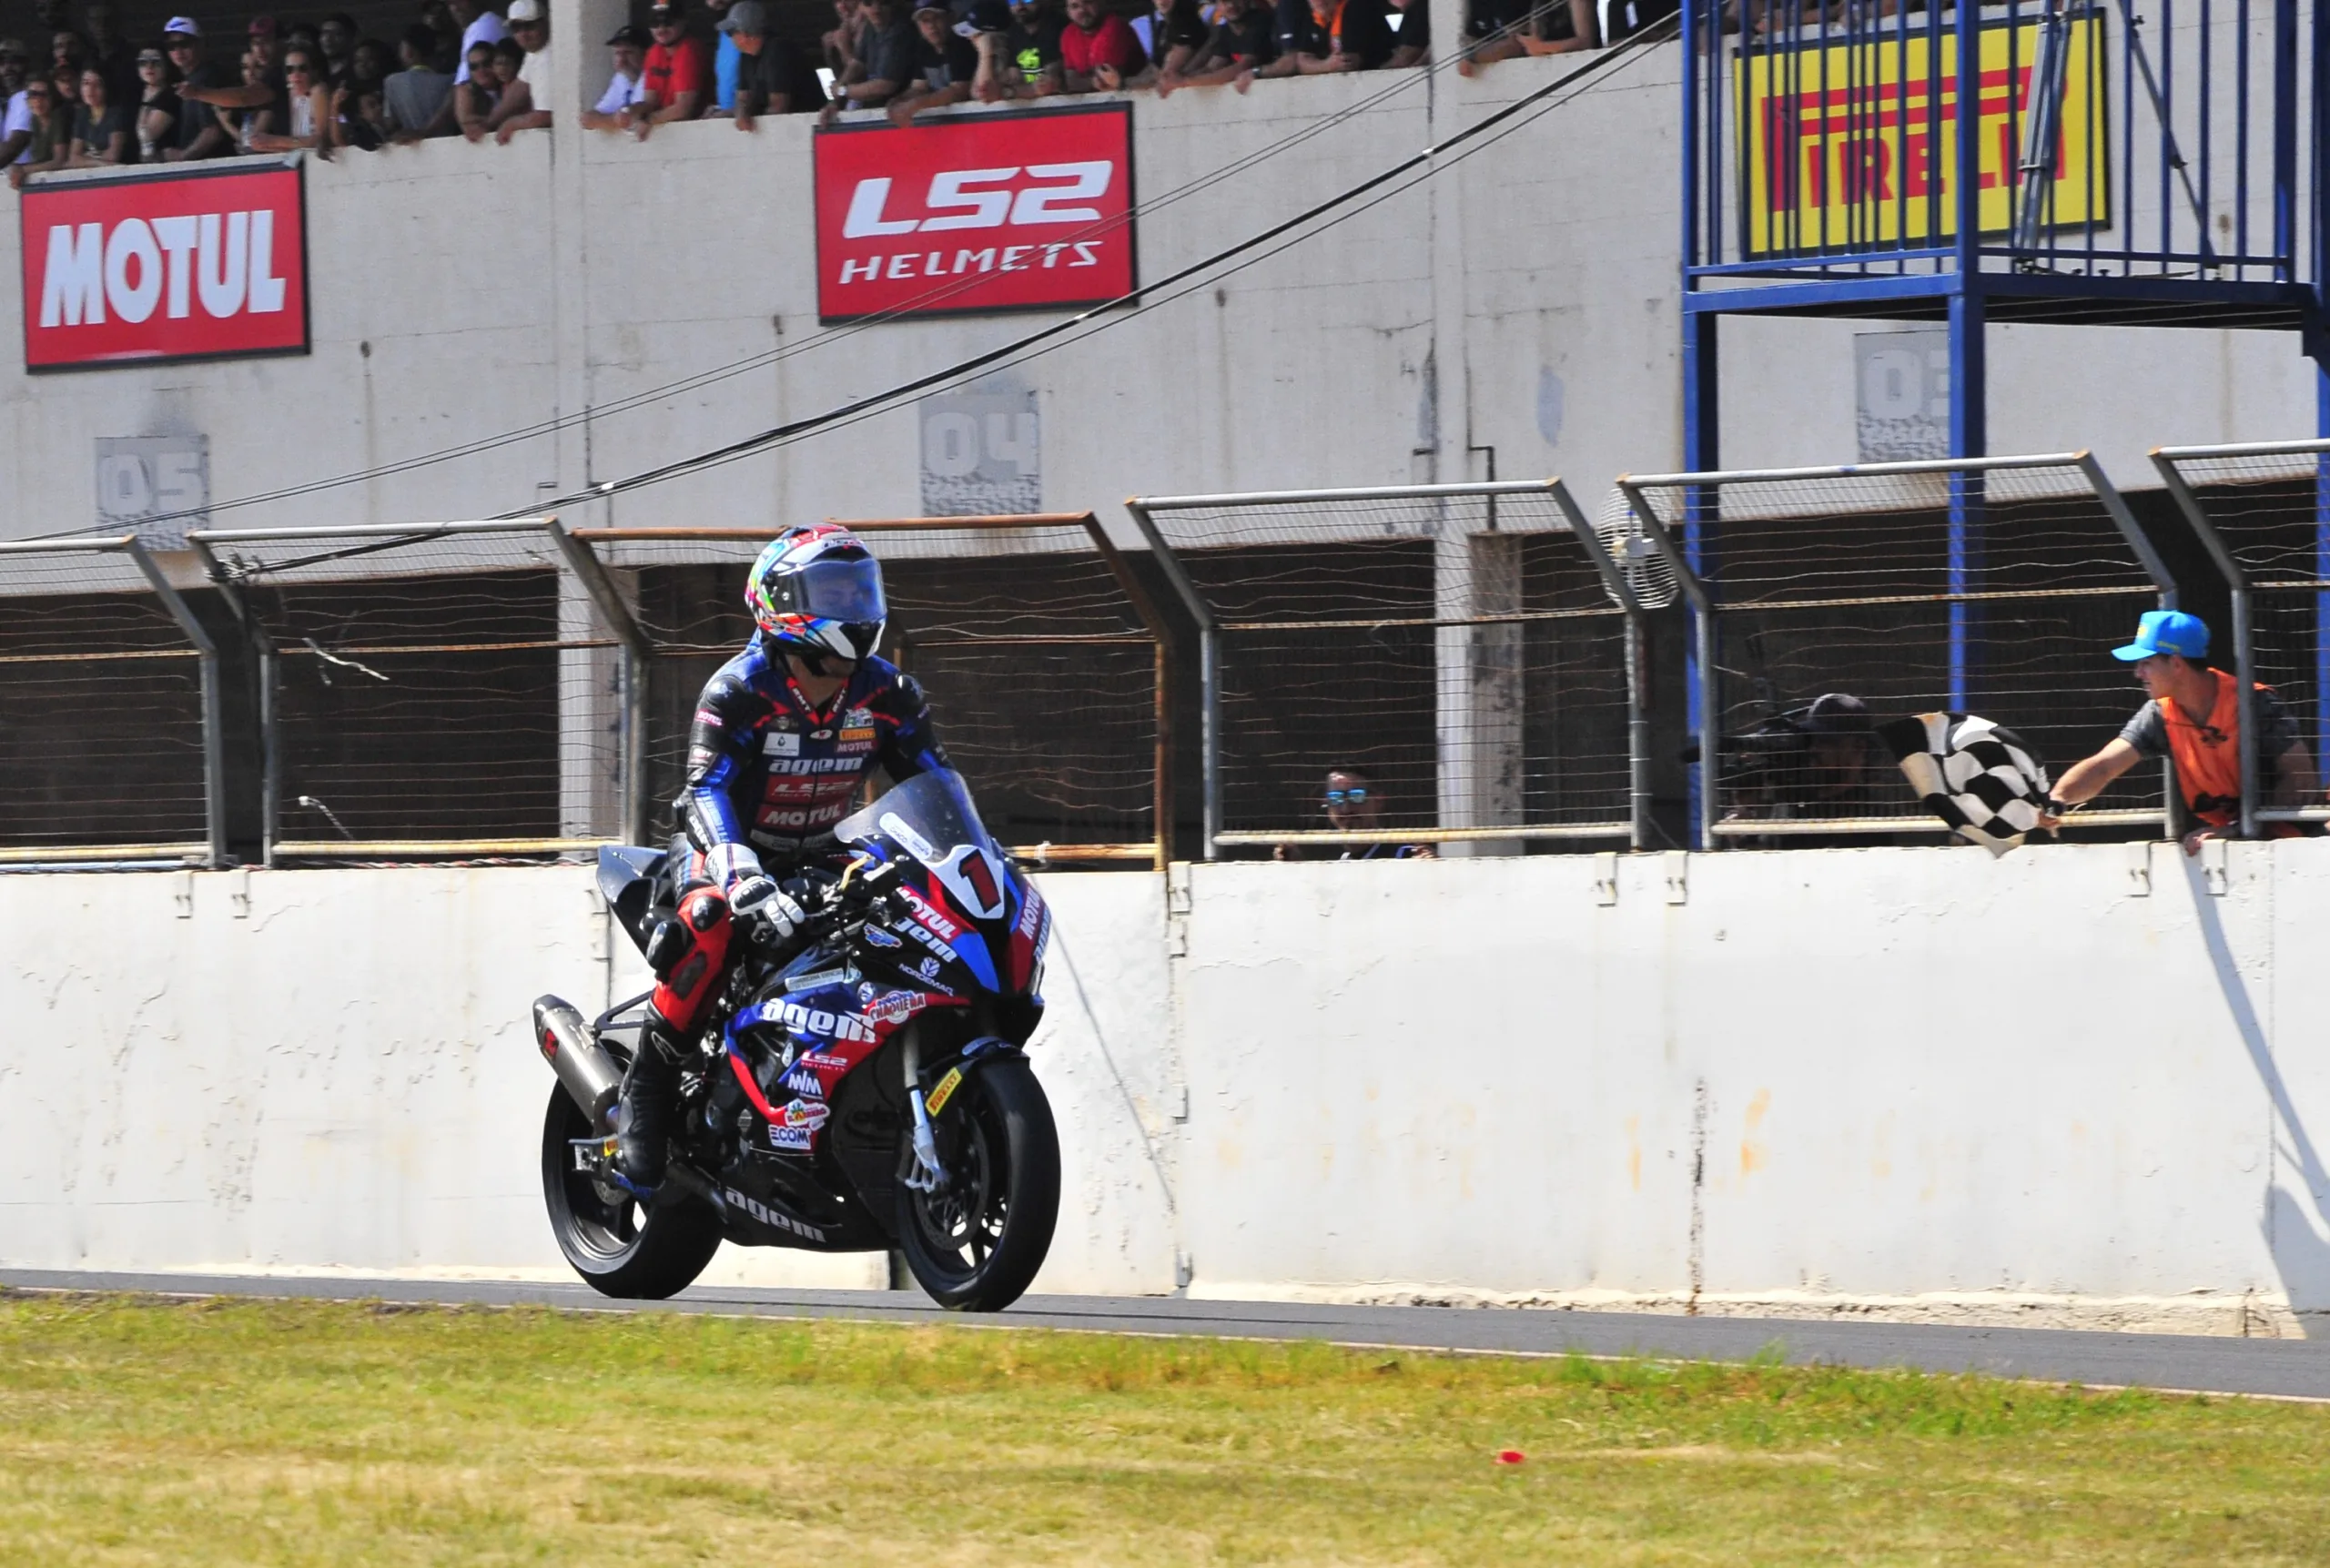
[529,768,1061,1310]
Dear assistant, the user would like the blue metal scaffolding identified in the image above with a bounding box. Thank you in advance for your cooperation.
[1678,0,2330,844]
[1683,0,2330,472]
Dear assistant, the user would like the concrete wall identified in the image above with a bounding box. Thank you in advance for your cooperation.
[7,838,2330,1333]
[0,864,1175,1293]
[1,11,2317,545]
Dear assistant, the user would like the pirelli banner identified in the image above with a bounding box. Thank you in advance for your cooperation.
[814,102,1134,323]
[20,157,309,372]
[1737,16,2108,257]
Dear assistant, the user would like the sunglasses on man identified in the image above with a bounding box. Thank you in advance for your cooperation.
[1323,787,1369,806]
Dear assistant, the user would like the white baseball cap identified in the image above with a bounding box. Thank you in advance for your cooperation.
[163,15,200,35]
[507,0,546,21]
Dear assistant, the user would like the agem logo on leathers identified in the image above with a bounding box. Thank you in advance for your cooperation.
[19,159,309,371]
[813,103,1134,323]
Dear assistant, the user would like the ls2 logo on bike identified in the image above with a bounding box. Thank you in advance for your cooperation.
[813,103,1134,324]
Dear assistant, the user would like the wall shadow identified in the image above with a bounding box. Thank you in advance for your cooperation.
[2179,853,2330,1330]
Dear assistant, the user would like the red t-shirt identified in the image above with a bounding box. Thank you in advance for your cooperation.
[1059,14,1144,76]
[643,35,713,108]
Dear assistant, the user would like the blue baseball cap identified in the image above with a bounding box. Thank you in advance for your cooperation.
[2112,608,2209,662]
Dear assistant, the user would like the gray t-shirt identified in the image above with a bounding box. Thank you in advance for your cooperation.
[385,66,453,135]
[2118,680,2299,763]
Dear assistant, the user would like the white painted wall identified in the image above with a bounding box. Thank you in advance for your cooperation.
[0,864,1173,1293]
[0,24,2316,546]
[6,840,2330,1333]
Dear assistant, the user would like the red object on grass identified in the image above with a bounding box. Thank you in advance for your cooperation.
[1495,1450,1525,1465]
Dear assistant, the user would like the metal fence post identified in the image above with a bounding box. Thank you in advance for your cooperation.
[126,539,226,867]
[1617,479,1717,852]
[2076,452,2183,843]
[1551,480,1649,851]
[2153,447,2260,838]
[258,648,279,865]
[1125,499,1221,861]
[550,517,652,845]
[1069,512,1179,871]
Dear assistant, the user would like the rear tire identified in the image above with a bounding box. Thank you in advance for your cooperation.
[896,1056,1059,1311]
[540,1080,722,1300]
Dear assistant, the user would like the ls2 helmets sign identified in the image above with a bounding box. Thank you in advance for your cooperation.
[19,159,309,371]
[813,102,1135,324]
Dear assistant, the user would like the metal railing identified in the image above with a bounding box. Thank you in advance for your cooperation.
[1618,451,2176,846]
[0,535,223,866]
[575,513,1177,871]
[189,517,647,862]
[1127,480,1673,859]
[6,446,2325,868]
[2152,437,2330,835]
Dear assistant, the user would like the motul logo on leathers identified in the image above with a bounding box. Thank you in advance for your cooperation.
[815,105,1134,324]
[39,212,289,327]
[20,161,309,370]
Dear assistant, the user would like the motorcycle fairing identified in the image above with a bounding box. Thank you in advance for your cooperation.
[595,844,669,955]
[721,966,966,1158]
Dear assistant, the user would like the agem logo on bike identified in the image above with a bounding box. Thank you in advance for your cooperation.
[19,160,309,371]
[814,104,1134,324]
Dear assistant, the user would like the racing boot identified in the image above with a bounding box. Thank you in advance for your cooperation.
[613,1020,684,1191]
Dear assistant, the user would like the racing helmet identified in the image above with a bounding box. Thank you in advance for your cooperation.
[745,524,888,664]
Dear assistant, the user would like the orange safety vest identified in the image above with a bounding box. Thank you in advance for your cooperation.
[2157,667,2269,827]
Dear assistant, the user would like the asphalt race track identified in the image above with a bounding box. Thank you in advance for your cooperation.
[7,1269,2330,1401]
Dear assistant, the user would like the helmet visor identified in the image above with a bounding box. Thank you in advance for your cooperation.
[791,556,886,623]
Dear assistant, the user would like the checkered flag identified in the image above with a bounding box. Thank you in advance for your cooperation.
[1877,712,2053,856]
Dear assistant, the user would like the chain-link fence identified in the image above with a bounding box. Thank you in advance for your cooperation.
[578,514,1172,868]
[2153,440,2330,833]
[1127,481,1656,856]
[0,536,220,865]
[1619,453,2176,845]
[189,519,644,861]
[0,449,2302,866]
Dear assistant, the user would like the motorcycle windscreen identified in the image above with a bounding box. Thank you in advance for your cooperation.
[838,768,1016,938]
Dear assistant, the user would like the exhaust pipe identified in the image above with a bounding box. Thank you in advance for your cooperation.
[532,995,623,1133]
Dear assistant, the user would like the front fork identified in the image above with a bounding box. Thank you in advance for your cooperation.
[901,1025,947,1194]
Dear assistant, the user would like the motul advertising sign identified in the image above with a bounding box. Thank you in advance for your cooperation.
[20,158,308,372]
[814,103,1134,323]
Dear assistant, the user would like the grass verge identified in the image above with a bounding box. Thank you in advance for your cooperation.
[1,1290,2325,1564]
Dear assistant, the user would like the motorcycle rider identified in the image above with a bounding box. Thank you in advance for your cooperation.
[615,523,951,1190]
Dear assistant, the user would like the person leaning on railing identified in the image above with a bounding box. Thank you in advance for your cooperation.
[5,69,65,187]
[1454,0,1597,75]
[486,0,554,143]
[631,0,714,137]
[886,4,979,125]
[64,62,132,164]
[582,24,648,130]
[819,0,916,119]
[1157,0,1278,95]
[2038,610,2321,856]
[383,23,455,140]
[157,18,231,161]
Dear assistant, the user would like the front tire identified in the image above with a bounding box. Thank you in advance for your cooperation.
[540,1079,722,1300]
[896,1056,1060,1311]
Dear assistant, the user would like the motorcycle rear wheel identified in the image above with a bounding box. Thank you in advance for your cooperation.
[896,1056,1060,1311]
[540,1080,722,1300]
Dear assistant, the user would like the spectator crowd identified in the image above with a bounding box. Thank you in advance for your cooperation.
[0,0,1666,177]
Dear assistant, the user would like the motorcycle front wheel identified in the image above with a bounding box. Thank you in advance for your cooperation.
[539,1079,722,1300]
[896,1056,1060,1311]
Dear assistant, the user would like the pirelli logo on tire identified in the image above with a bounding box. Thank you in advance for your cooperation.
[813,102,1135,324]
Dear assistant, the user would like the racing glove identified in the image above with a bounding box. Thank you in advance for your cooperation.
[729,875,805,943]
